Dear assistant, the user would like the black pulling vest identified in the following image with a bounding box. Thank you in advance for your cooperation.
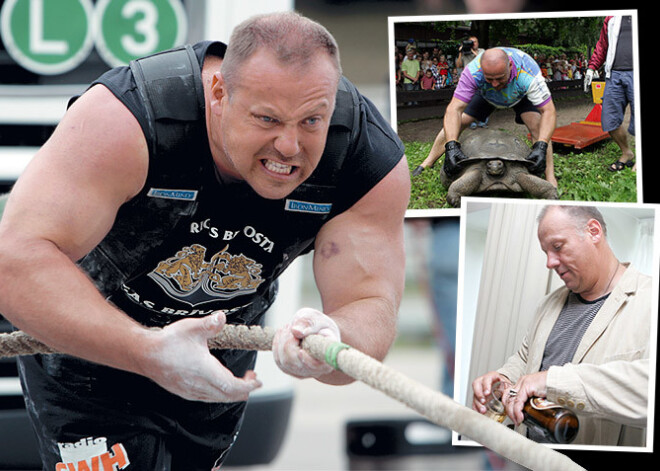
[78,45,361,328]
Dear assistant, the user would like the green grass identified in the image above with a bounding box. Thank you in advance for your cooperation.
[407,137,638,210]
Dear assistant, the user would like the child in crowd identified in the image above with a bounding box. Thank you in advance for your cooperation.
[437,54,449,87]
[420,68,436,90]
[430,57,442,89]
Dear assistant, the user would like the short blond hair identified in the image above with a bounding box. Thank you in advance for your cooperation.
[221,11,342,93]
[538,205,608,237]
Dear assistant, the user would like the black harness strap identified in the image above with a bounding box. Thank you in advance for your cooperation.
[129,44,360,190]
[130,44,205,159]
[308,76,360,185]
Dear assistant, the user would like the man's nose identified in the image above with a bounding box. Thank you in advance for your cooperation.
[274,125,300,157]
[546,252,559,269]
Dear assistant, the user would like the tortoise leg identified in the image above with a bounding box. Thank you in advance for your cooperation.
[446,169,483,207]
[516,173,559,200]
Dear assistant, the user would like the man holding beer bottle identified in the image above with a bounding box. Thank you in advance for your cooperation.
[472,205,651,447]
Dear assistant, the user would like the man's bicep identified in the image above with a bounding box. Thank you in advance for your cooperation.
[312,158,409,314]
[1,85,148,260]
[448,96,470,114]
[537,99,556,115]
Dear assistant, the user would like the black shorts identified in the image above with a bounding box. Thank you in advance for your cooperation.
[464,93,540,125]
[17,350,256,470]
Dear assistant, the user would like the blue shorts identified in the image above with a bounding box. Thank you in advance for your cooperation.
[601,69,635,135]
[464,93,539,125]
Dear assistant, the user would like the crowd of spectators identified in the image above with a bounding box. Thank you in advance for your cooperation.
[395,37,591,94]
[535,52,589,82]
[395,39,458,91]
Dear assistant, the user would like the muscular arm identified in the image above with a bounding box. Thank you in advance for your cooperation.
[443,97,469,143]
[0,85,260,401]
[535,99,557,144]
[419,97,470,170]
[0,85,150,369]
[312,157,410,385]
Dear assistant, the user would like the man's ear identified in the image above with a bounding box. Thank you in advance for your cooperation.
[212,72,223,95]
[586,218,603,242]
[209,72,225,113]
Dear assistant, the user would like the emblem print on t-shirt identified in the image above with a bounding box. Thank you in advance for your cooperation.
[148,243,265,305]
[56,436,129,470]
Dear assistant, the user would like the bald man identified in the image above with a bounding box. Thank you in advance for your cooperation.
[413,47,557,188]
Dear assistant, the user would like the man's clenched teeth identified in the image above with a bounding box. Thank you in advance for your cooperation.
[263,159,294,175]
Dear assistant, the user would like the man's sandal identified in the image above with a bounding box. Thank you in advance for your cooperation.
[608,160,634,172]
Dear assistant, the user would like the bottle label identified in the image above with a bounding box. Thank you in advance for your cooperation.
[529,397,562,410]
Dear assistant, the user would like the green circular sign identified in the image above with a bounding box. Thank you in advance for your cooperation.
[94,0,187,68]
[0,0,95,75]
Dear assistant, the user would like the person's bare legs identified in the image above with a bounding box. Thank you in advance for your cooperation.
[608,124,635,170]
[418,114,476,170]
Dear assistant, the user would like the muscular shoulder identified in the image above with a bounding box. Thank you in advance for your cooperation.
[60,84,149,200]
[340,157,410,224]
[1,84,149,260]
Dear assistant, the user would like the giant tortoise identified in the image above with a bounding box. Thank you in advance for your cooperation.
[441,128,558,207]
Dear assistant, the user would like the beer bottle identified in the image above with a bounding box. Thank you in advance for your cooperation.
[522,397,579,444]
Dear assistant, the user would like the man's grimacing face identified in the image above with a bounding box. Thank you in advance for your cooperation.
[208,50,338,200]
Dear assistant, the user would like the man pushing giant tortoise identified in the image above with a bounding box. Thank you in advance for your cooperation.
[441,128,558,207]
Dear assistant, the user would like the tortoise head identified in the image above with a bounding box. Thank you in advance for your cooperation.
[486,159,505,176]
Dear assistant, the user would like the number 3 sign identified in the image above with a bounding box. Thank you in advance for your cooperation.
[1,0,187,75]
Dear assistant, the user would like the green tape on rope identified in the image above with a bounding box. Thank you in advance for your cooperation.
[325,341,351,370]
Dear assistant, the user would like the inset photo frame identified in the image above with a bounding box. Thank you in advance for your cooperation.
[390,10,642,216]
[454,197,657,453]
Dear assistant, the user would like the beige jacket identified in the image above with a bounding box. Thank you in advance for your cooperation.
[498,264,651,447]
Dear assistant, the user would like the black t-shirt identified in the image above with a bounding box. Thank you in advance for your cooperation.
[17,43,406,455]
[612,16,633,71]
[81,41,405,328]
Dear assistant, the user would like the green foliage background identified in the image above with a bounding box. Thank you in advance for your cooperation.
[419,16,604,62]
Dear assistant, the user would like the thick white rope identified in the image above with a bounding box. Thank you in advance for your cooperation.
[0,326,586,471]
